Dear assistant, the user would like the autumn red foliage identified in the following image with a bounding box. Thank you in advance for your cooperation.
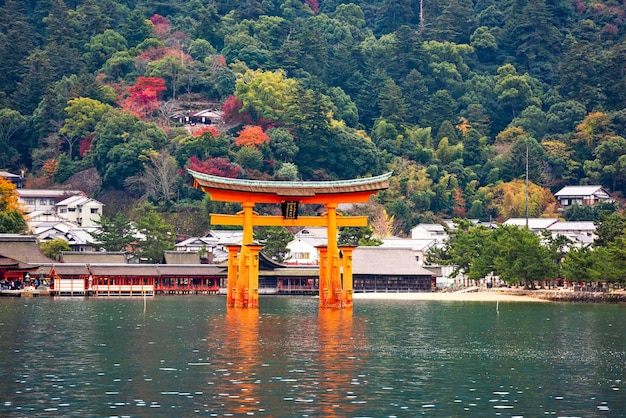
[192,126,219,137]
[149,14,171,39]
[221,95,255,125]
[187,156,241,178]
[122,76,166,118]
[306,0,320,14]
[79,133,95,157]
[234,125,270,148]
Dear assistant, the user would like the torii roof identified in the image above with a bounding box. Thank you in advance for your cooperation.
[188,170,392,204]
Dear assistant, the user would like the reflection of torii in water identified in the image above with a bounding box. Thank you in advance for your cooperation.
[188,170,391,308]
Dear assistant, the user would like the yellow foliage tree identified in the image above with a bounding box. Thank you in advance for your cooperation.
[489,179,557,220]
[234,69,298,123]
[575,111,614,149]
[0,177,22,212]
[0,176,27,233]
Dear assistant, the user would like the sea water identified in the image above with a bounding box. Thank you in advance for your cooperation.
[0,296,623,416]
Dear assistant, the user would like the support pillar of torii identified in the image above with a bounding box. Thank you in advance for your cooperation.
[188,170,391,308]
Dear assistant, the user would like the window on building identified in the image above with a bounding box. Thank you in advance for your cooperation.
[68,208,76,212]
[25,198,36,205]
[60,208,67,214]
[90,208,98,214]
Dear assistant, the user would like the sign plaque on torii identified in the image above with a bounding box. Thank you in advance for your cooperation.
[189,170,391,309]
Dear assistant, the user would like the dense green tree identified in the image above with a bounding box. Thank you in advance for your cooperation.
[40,238,71,260]
[511,0,561,78]
[424,90,458,130]
[339,226,382,246]
[470,26,497,62]
[560,246,596,283]
[122,9,153,47]
[546,100,586,134]
[267,127,298,162]
[60,98,113,159]
[11,49,56,115]
[583,136,626,194]
[494,64,542,118]
[0,108,27,170]
[83,30,128,72]
[556,40,606,109]
[236,146,264,171]
[431,221,556,288]
[433,0,475,44]
[92,110,167,189]
[377,79,407,125]
[427,219,493,280]
[594,211,626,248]
[234,69,298,123]
[564,202,617,222]
[132,203,175,263]
[255,226,293,262]
[0,1,37,99]
[400,69,428,125]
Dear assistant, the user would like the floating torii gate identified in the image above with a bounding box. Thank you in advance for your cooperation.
[189,170,391,308]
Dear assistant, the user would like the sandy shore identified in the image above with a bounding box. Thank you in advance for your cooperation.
[353,289,548,302]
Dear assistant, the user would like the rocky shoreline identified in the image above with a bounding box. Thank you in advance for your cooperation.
[498,289,626,304]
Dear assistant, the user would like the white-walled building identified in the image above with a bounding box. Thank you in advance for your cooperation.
[380,237,440,265]
[17,189,83,214]
[503,218,560,233]
[285,228,328,265]
[411,223,448,242]
[55,195,104,227]
[174,230,245,263]
[546,221,596,247]
[554,185,611,208]
[33,220,99,252]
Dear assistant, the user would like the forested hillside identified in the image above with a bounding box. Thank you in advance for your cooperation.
[2,0,626,236]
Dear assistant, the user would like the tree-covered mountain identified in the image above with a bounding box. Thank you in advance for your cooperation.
[2,0,626,236]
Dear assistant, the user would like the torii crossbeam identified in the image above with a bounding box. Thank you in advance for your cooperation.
[189,170,391,308]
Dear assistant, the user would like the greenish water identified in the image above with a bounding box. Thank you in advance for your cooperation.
[0,296,623,417]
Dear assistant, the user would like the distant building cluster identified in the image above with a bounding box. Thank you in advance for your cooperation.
[0,170,613,295]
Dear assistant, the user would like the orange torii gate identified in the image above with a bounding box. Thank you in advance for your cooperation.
[189,170,391,308]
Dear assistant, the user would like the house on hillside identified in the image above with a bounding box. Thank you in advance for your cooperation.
[32,220,98,253]
[174,230,243,263]
[56,195,104,227]
[285,228,329,265]
[0,171,25,189]
[16,189,83,214]
[554,185,611,208]
[411,223,448,243]
[380,237,440,265]
[546,221,596,247]
[170,109,224,125]
[503,218,560,233]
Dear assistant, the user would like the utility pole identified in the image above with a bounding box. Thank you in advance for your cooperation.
[419,0,424,33]
[525,144,529,228]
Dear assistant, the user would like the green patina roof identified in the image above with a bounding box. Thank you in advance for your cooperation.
[188,170,392,189]
[188,170,392,198]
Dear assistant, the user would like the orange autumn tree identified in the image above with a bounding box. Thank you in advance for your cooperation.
[234,125,269,148]
[122,77,166,119]
[192,126,219,137]
[0,176,27,233]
